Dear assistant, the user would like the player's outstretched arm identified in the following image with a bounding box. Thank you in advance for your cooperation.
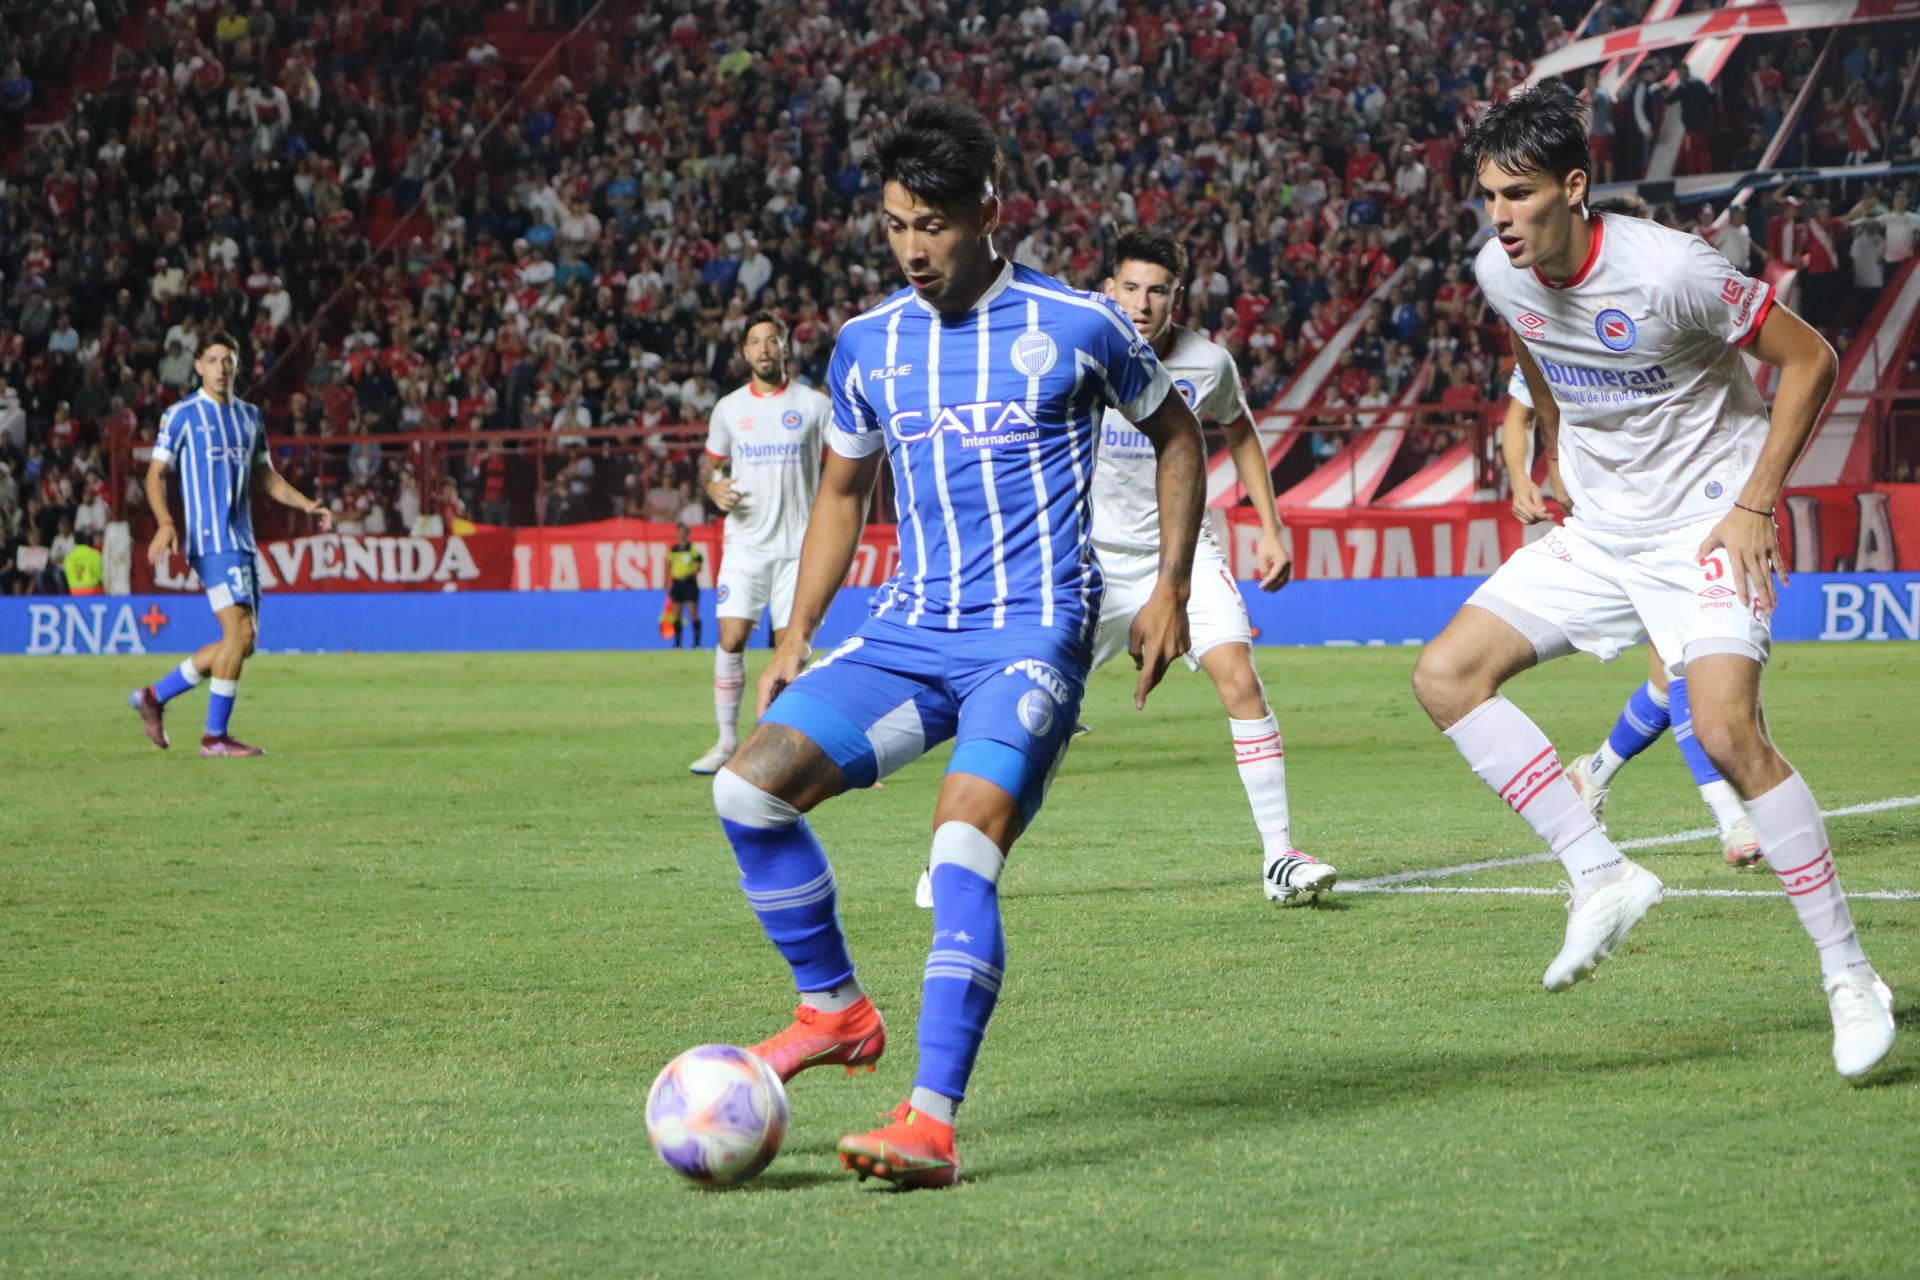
[1698,301,1837,609]
[757,448,882,716]
[1222,411,1292,590]
[1128,392,1206,710]
[145,456,178,568]
[256,463,332,532]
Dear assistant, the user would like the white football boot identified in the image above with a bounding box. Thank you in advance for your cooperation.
[1826,970,1896,1078]
[914,868,934,910]
[688,744,733,775]
[1543,862,1664,991]
[1721,816,1764,869]
[1565,754,1610,831]
[1263,851,1338,906]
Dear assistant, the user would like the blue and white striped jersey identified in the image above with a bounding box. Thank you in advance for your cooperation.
[828,262,1171,634]
[151,390,270,558]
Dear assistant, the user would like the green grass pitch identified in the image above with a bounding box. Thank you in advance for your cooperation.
[3,642,1918,1279]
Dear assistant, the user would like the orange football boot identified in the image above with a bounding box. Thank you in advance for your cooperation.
[838,1100,960,1189]
[748,996,885,1082]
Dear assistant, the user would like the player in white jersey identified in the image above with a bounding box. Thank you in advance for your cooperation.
[127,334,331,757]
[689,313,830,775]
[1497,197,1762,867]
[1412,84,1892,1078]
[1087,230,1334,903]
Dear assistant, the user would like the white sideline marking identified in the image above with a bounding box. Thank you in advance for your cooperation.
[1344,794,1920,892]
[1345,885,1920,901]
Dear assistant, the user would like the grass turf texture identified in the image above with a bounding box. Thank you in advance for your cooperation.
[3,642,1918,1279]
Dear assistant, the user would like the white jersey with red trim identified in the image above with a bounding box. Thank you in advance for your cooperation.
[1476,213,1775,534]
[1091,326,1250,551]
[704,381,829,558]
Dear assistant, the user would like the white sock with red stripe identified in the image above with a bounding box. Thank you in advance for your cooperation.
[1445,697,1623,901]
[1230,713,1291,857]
[714,648,747,751]
[1746,772,1871,979]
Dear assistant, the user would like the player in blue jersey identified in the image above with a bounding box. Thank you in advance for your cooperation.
[706,97,1207,1189]
[128,335,330,756]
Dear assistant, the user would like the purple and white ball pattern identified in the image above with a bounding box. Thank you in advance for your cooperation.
[646,1044,789,1187]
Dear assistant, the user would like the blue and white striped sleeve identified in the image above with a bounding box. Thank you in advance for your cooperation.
[250,404,271,468]
[1090,295,1171,424]
[826,329,884,459]
[152,402,182,466]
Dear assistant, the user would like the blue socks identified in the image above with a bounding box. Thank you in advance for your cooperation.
[714,772,855,993]
[206,678,239,737]
[152,658,203,704]
[1668,677,1725,787]
[915,822,1006,1106]
[1607,680,1671,761]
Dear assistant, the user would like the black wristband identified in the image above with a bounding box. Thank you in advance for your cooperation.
[1733,501,1773,517]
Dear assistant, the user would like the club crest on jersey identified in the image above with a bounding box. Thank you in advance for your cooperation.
[1017,689,1057,739]
[1516,311,1547,336]
[1595,309,1638,352]
[716,583,731,604]
[1011,330,1057,378]
[1705,481,1723,499]
[1174,378,1198,407]
[781,409,803,430]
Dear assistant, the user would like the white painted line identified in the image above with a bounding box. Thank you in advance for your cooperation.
[1343,884,1920,901]
[1344,794,1920,891]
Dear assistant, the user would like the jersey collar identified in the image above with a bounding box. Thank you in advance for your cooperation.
[747,380,789,398]
[1533,213,1604,290]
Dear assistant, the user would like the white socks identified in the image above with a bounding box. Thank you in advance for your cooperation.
[1698,780,1748,837]
[1230,713,1292,857]
[800,977,865,1013]
[1446,697,1624,901]
[1586,739,1629,788]
[1746,772,1871,979]
[909,1087,958,1126]
[714,648,746,751]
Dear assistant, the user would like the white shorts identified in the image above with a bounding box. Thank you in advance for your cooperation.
[715,549,799,631]
[1091,531,1251,671]
[1469,517,1771,676]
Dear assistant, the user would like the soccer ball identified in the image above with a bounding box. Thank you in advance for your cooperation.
[646,1044,789,1187]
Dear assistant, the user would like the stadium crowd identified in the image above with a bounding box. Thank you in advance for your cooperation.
[4,0,1920,592]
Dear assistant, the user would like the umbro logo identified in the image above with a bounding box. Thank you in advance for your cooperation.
[1699,584,1738,601]
[1517,311,1547,335]
[869,363,914,381]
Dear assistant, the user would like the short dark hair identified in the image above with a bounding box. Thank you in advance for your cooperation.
[201,330,242,357]
[744,311,787,340]
[1462,81,1592,188]
[863,96,1004,208]
[1590,193,1651,218]
[1110,228,1187,281]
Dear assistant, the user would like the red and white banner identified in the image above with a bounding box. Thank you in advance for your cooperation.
[139,531,520,593]
[1530,0,1920,84]
[131,487,1920,593]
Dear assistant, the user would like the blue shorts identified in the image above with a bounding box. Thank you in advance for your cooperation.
[762,616,1090,824]
[192,551,261,616]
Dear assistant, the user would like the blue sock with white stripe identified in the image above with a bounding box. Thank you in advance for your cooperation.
[1607,680,1671,761]
[914,822,1006,1109]
[206,678,239,736]
[152,658,204,704]
[1582,680,1669,790]
[1670,677,1750,836]
[1668,678,1723,786]
[713,771,855,995]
